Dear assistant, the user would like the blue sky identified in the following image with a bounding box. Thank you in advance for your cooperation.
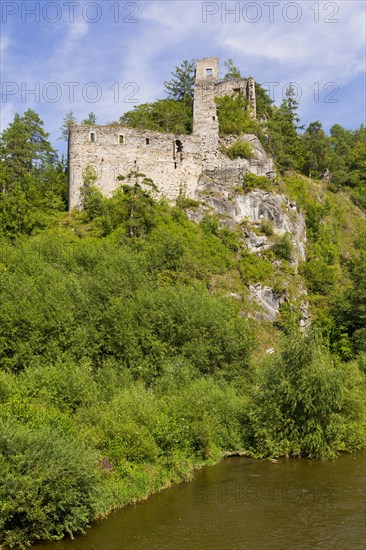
[1,0,365,157]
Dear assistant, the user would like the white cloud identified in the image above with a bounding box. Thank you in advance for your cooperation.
[1,0,364,149]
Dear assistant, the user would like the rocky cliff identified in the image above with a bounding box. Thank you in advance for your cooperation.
[186,152,309,326]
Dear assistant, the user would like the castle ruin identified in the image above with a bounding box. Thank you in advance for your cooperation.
[68,58,273,210]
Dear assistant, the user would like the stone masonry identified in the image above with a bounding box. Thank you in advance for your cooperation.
[68,58,273,209]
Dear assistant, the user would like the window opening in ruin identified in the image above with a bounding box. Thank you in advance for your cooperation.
[233,88,241,94]
[146,138,150,145]
[175,140,183,153]
[174,162,177,169]
[212,116,216,121]
[206,68,213,77]
[119,134,124,144]
[89,132,96,142]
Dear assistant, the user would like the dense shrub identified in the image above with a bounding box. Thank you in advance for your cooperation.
[242,172,272,193]
[0,419,102,549]
[248,332,366,459]
[221,140,253,160]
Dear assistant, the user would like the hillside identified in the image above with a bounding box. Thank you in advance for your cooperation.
[0,63,365,548]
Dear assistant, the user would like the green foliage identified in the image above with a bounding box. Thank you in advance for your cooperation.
[242,172,272,193]
[59,110,77,141]
[259,219,274,237]
[1,85,366,547]
[222,58,242,80]
[273,232,294,261]
[248,332,366,459]
[120,99,193,134]
[0,419,101,549]
[215,93,262,137]
[82,112,97,125]
[176,195,201,209]
[221,140,253,160]
[329,124,366,207]
[302,257,336,294]
[81,165,102,215]
[301,121,332,178]
[164,59,196,103]
[0,110,67,238]
[266,86,304,172]
[331,236,366,355]
[238,250,273,284]
[255,83,274,120]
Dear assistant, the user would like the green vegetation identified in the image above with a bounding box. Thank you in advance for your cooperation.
[215,93,262,137]
[119,99,193,135]
[242,172,273,193]
[221,140,253,160]
[119,59,195,134]
[1,58,366,546]
[248,333,365,459]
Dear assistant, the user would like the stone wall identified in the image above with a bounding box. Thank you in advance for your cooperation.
[68,57,261,210]
[68,126,202,209]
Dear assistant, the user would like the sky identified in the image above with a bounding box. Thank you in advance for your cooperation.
[1,0,365,157]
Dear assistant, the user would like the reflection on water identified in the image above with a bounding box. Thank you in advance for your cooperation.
[33,450,365,550]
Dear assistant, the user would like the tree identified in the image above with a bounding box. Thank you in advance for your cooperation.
[116,172,158,237]
[328,124,366,207]
[59,110,77,141]
[0,110,66,236]
[215,93,261,136]
[249,332,360,459]
[267,85,304,171]
[255,82,274,120]
[0,110,56,191]
[120,100,193,134]
[301,121,332,178]
[82,113,97,125]
[222,59,242,80]
[164,59,196,103]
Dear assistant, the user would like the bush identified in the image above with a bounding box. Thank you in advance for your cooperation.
[248,332,366,459]
[0,419,102,548]
[273,232,294,261]
[238,251,273,284]
[221,140,253,160]
[242,172,272,193]
[215,94,262,136]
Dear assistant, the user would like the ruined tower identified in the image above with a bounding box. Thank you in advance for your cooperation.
[193,58,220,136]
[68,57,263,210]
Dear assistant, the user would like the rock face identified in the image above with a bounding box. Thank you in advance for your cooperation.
[248,284,286,323]
[190,177,308,325]
[195,184,306,267]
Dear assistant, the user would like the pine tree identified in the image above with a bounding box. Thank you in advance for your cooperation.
[59,110,77,141]
[222,59,242,80]
[164,59,196,103]
[82,113,97,125]
[0,109,55,190]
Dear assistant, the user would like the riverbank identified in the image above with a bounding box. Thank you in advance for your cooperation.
[1,193,365,549]
[30,451,366,550]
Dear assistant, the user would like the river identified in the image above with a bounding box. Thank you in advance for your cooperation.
[33,450,365,550]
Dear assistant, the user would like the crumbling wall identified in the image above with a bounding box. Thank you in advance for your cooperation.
[68,57,261,210]
[68,126,202,209]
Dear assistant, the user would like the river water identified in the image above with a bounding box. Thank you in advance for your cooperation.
[33,450,365,550]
